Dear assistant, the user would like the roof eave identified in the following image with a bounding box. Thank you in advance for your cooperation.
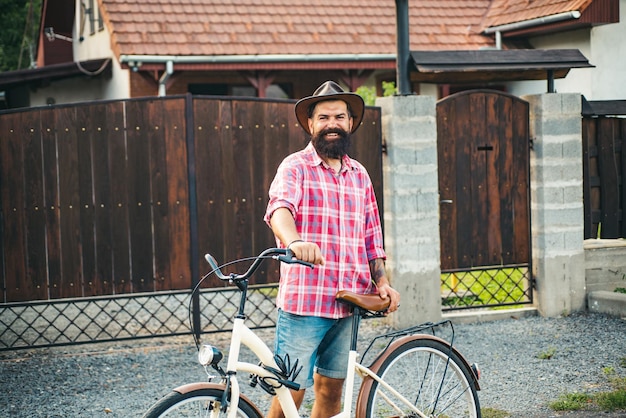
[0,58,112,90]
[119,53,397,71]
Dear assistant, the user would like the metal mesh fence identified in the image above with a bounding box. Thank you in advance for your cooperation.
[0,284,279,351]
[1,269,533,351]
[441,265,533,310]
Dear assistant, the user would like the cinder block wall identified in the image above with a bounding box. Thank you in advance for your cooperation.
[377,95,442,328]
[525,93,586,317]
[584,239,626,292]
[380,93,589,322]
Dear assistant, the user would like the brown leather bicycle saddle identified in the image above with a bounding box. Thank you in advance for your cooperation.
[335,290,390,313]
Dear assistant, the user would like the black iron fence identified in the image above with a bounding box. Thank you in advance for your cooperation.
[0,284,278,351]
[441,265,533,310]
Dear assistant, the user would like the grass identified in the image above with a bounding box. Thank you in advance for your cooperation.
[441,267,530,308]
[480,407,511,418]
[550,393,594,411]
[548,363,626,413]
[537,346,557,360]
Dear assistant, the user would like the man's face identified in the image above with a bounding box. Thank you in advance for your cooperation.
[308,100,353,159]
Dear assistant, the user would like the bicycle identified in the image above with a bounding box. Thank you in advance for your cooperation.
[143,248,481,418]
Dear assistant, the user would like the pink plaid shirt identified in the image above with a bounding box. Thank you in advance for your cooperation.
[264,142,386,318]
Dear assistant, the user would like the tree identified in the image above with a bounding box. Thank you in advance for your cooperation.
[0,0,42,72]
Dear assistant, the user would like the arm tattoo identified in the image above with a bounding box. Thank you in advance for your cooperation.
[369,259,386,284]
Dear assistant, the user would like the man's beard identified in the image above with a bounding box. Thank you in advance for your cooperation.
[312,128,351,159]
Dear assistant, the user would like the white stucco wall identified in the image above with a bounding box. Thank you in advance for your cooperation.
[28,2,130,107]
[588,0,626,99]
[506,0,626,100]
[506,29,593,98]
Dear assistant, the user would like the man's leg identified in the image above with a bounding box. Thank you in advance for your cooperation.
[310,373,345,418]
[266,388,306,418]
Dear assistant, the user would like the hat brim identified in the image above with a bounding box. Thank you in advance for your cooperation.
[295,93,365,135]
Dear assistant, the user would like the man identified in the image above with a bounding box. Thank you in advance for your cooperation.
[264,81,400,418]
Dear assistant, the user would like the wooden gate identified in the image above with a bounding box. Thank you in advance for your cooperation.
[582,102,626,239]
[0,95,383,349]
[436,90,532,309]
[0,95,383,302]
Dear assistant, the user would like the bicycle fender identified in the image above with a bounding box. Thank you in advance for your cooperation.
[355,334,480,418]
[172,381,264,417]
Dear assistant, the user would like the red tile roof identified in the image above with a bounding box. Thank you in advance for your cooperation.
[98,0,496,59]
[483,0,594,28]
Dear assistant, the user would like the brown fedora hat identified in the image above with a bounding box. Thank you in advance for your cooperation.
[295,81,365,135]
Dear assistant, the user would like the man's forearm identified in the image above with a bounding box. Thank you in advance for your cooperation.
[369,258,388,285]
[269,207,300,247]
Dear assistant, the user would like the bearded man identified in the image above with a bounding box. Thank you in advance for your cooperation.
[264,81,400,418]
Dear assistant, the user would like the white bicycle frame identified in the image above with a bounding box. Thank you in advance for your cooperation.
[222,316,426,418]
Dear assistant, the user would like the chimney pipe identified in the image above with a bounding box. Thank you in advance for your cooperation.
[396,0,411,95]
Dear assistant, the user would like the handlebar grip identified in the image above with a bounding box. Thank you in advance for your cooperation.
[204,253,231,280]
[205,253,219,270]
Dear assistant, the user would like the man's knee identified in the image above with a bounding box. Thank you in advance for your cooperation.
[314,374,344,400]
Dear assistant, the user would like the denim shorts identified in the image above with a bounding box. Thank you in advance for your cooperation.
[274,309,353,389]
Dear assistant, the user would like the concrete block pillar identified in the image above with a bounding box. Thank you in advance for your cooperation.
[377,95,442,328]
[524,93,586,317]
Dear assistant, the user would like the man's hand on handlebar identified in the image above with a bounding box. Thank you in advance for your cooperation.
[287,241,325,266]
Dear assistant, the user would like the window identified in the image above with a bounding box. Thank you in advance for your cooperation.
[82,0,104,38]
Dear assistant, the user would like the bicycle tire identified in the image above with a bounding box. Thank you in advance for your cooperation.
[358,336,481,418]
[142,388,263,418]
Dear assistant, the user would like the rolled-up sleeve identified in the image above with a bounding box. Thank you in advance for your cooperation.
[264,159,302,227]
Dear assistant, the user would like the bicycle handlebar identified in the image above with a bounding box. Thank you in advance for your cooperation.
[204,248,314,282]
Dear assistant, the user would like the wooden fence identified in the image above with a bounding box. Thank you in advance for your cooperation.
[582,100,626,239]
[0,95,383,303]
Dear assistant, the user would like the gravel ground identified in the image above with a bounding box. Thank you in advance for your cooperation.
[1,311,625,418]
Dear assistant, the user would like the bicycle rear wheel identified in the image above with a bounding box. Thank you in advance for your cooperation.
[142,388,263,418]
[359,337,481,418]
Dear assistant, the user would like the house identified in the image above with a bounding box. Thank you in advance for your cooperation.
[0,0,623,110]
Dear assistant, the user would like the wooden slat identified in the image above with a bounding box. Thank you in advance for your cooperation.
[149,98,171,292]
[109,103,131,295]
[161,98,190,291]
[89,102,117,295]
[0,112,28,301]
[582,118,594,239]
[621,119,626,237]
[469,92,489,267]
[217,101,237,273]
[125,99,157,292]
[23,110,48,300]
[597,117,620,238]
[41,108,62,300]
[485,93,504,266]
[265,101,298,282]
[55,107,82,298]
[194,98,226,287]
[76,105,97,296]
[510,98,530,264]
[231,101,256,265]
[352,107,384,220]
[243,100,273,283]
[437,94,459,270]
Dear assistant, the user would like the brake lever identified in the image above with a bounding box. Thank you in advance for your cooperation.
[276,253,315,269]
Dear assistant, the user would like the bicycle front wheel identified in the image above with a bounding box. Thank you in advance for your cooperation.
[359,337,481,418]
[142,388,263,418]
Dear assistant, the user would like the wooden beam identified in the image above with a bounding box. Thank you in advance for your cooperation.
[242,71,276,98]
